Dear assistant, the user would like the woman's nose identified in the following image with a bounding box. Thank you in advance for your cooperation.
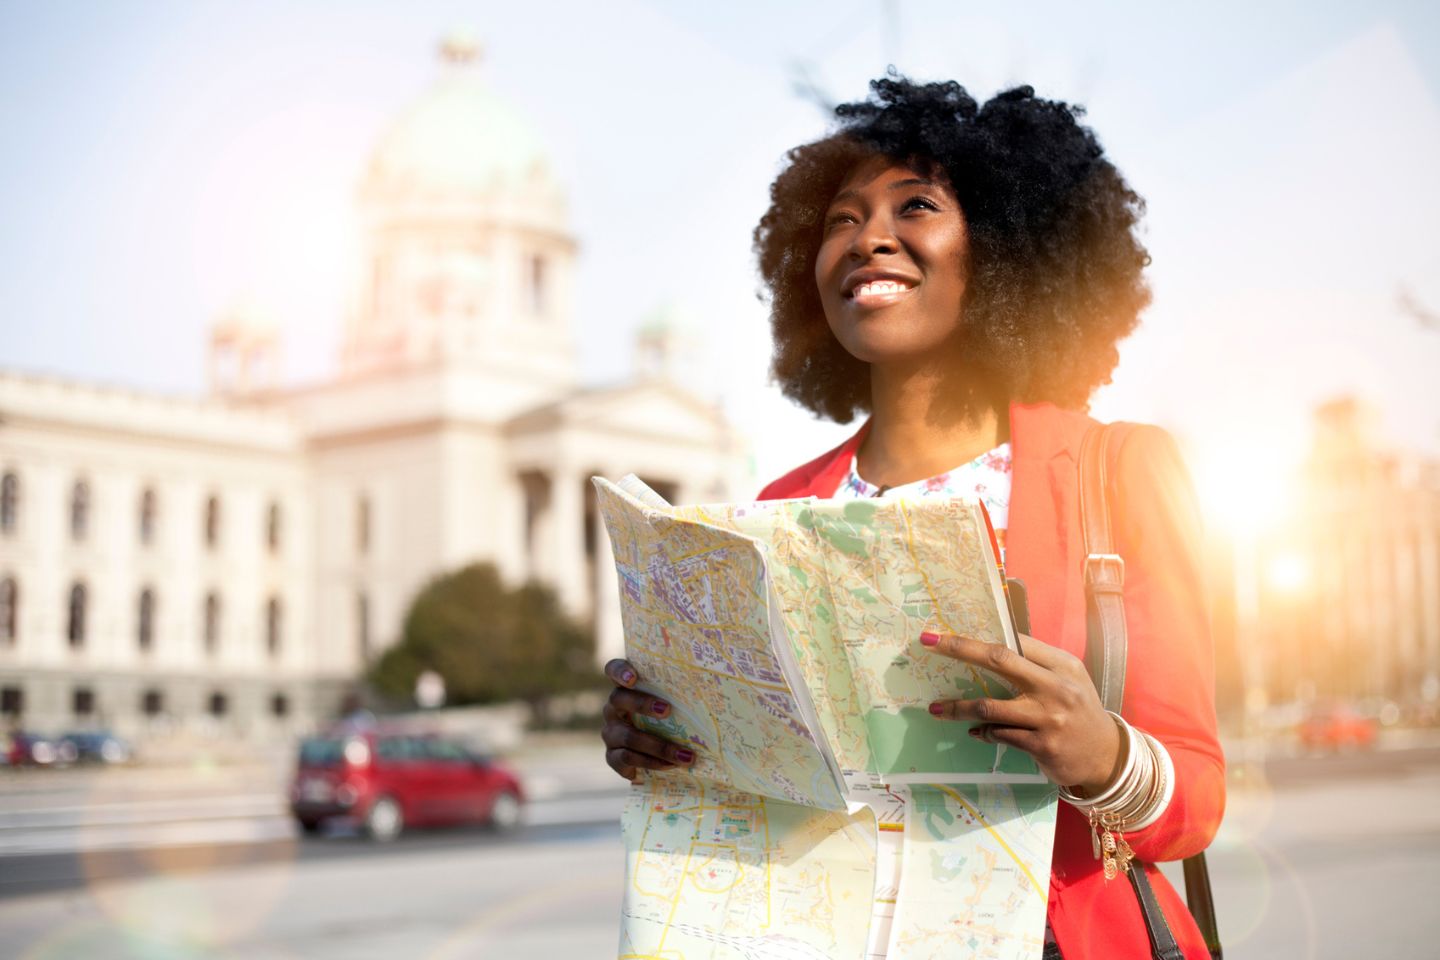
[850,215,897,258]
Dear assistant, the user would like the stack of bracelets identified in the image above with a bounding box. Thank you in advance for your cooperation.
[1057,711,1176,879]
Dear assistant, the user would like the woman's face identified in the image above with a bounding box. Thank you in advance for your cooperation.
[815,156,970,366]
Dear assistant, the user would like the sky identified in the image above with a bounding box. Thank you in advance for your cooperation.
[1,0,1438,498]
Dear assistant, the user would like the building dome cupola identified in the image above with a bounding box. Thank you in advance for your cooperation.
[362,32,558,203]
[209,297,281,398]
[343,34,577,386]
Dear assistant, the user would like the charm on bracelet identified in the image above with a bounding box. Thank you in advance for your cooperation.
[1061,713,1171,881]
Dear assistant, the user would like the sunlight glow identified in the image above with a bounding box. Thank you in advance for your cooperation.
[1265,551,1310,594]
[1193,439,1299,541]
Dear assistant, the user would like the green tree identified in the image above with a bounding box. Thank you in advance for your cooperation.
[368,562,595,711]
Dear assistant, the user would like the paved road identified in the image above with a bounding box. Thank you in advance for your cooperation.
[0,821,624,958]
[1176,743,1440,959]
[0,739,623,860]
[1,743,1436,957]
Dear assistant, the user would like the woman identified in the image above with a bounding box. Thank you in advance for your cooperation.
[601,76,1223,959]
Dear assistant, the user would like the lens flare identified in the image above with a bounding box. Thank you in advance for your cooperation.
[424,872,619,960]
[68,762,301,954]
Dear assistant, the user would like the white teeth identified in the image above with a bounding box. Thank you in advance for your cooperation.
[854,280,909,297]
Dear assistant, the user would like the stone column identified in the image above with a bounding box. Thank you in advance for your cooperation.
[1417,516,1440,702]
[593,507,625,666]
[1394,529,1419,701]
[548,467,588,617]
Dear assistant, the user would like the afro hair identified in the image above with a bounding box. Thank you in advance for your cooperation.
[754,76,1151,422]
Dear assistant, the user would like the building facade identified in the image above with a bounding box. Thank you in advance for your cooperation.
[1215,397,1440,719]
[0,38,749,741]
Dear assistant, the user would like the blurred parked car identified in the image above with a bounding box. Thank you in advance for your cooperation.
[1297,704,1378,751]
[3,731,59,766]
[289,728,525,841]
[57,730,132,765]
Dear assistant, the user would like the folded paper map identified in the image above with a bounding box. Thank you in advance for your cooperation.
[595,475,1059,960]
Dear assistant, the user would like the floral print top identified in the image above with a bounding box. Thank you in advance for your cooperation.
[833,443,1014,555]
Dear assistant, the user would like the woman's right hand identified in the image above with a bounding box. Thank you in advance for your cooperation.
[601,659,697,781]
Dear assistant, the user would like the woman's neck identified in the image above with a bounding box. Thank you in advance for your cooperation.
[856,360,1009,488]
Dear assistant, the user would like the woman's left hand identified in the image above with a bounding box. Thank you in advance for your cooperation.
[922,631,1123,793]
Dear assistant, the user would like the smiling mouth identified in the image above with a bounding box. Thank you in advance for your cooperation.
[847,279,915,304]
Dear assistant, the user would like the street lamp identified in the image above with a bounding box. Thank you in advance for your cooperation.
[415,670,446,710]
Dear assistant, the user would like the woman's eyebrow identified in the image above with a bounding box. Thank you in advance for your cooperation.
[828,178,938,209]
[889,178,937,190]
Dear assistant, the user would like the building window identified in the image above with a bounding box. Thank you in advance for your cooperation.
[266,595,282,656]
[73,687,95,716]
[141,689,164,716]
[204,494,221,549]
[266,500,282,554]
[208,691,228,717]
[270,693,289,718]
[137,588,155,652]
[528,254,547,315]
[642,478,679,503]
[357,495,371,554]
[139,487,157,546]
[71,479,90,541]
[67,582,87,648]
[357,590,371,661]
[203,592,221,653]
[1,472,17,535]
[1,686,22,718]
[0,577,16,647]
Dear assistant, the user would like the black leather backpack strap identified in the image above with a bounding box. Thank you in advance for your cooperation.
[1185,851,1223,960]
[1079,422,1192,960]
[1078,422,1130,714]
[1130,866,1186,960]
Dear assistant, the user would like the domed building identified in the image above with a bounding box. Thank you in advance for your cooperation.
[343,33,576,390]
[0,38,748,741]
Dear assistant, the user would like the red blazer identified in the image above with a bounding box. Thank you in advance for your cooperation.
[758,401,1225,960]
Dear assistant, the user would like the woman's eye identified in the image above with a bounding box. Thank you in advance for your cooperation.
[824,211,857,229]
[901,196,939,213]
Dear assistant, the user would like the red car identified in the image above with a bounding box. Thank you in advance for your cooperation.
[289,728,525,840]
[1296,705,1378,752]
[2,731,59,767]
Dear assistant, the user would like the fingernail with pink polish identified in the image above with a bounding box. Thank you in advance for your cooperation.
[920,632,940,647]
[651,699,670,717]
[928,702,945,716]
[620,668,637,685]
[675,748,695,763]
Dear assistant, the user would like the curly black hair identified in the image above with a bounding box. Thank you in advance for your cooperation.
[754,76,1151,422]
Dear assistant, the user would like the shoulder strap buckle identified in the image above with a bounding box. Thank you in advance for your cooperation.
[1084,552,1126,592]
